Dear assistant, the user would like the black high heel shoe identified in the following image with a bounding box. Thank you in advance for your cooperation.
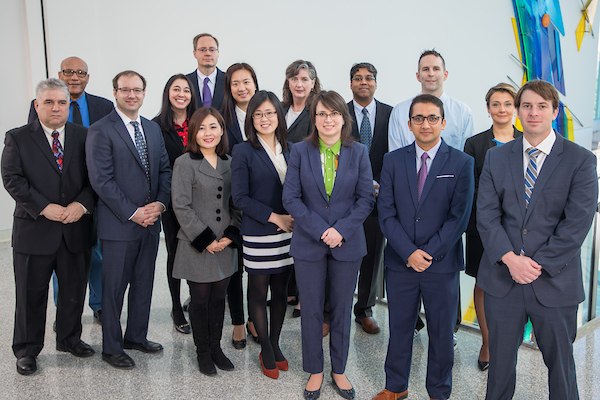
[246,322,259,343]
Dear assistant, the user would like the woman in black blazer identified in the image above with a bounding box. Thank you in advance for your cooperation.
[231,91,293,379]
[221,62,260,347]
[464,83,521,371]
[153,74,196,335]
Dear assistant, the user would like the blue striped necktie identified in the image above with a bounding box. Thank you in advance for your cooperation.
[525,147,541,206]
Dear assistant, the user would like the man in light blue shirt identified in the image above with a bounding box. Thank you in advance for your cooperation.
[388,50,474,152]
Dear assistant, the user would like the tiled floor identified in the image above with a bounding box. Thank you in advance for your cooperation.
[0,236,598,399]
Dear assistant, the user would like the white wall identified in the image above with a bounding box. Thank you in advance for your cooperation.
[1,0,599,231]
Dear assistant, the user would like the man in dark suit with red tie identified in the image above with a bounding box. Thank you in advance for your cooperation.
[186,33,225,111]
[2,78,97,375]
[347,62,393,334]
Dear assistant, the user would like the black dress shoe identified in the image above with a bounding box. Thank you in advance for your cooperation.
[171,311,191,334]
[57,340,95,357]
[123,339,163,353]
[246,323,259,343]
[292,308,301,318]
[331,372,355,399]
[16,356,37,375]
[304,377,322,400]
[102,352,135,369]
[231,335,246,349]
[478,359,489,371]
[93,310,102,325]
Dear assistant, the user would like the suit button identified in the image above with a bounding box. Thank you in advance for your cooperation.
[216,217,221,222]
[522,229,528,234]
[325,205,329,209]
[216,209,221,214]
[416,217,421,222]
[218,186,223,191]
[217,194,222,199]
[61,193,65,198]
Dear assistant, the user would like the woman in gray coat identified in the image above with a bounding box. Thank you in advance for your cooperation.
[172,107,240,376]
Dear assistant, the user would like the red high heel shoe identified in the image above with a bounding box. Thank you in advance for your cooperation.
[275,359,289,371]
[259,352,279,379]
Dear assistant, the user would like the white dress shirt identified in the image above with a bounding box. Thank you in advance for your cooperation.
[415,139,442,173]
[522,130,556,177]
[235,106,247,141]
[196,68,217,100]
[352,99,376,135]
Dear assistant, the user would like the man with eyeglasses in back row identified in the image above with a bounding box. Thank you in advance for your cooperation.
[186,33,225,112]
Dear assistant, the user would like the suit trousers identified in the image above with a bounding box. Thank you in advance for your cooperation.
[385,268,458,400]
[101,231,159,355]
[484,284,579,400]
[13,239,89,358]
[354,212,384,319]
[295,253,360,374]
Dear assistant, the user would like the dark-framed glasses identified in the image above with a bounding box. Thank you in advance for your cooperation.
[116,87,144,94]
[252,111,277,119]
[351,75,375,82]
[316,111,343,120]
[410,115,442,125]
[61,69,88,78]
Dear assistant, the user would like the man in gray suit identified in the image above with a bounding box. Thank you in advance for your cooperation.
[477,79,598,400]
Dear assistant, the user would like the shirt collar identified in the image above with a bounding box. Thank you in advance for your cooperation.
[522,129,556,156]
[352,99,375,116]
[196,68,217,82]
[415,138,442,161]
[40,122,65,136]
[115,106,141,126]
[72,92,87,108]
[319,138,341,155]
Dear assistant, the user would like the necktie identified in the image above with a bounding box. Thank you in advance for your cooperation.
[202,77,212,108]
[71,101,82,125]
[51,130,63,172]
[525,147,541,206]
[417,152,428,202]
[323,148,337,199]
[359,108,372,152]
[131,121,150,178]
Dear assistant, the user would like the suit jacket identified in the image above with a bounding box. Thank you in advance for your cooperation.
[378,140,474,273]
[186,69,225,112]
[152,116,184,168]
[1,121,96,255]
[282,140,374,262]
[226,119,244,154]
[28,92,113,125]
[231,141,291,236]
[86,110,171,241]
[347,99,393,183]
[477,133,598,307]
[284,106,311,143]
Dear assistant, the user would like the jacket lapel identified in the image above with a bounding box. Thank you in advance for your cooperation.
[255,145,283,187]
[288,108,308,132]
[404,144,419,210]
[30,122,61,174]
[112,113,144,171]
[330,145,350,199]
[509,137,527,220]
[61,123,76,174]
[308,144,328,201]
[370,101,386,156]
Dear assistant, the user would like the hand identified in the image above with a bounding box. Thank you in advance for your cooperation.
[61,202,85,224]
[501,252,542,284]
[321,227,343,248]
[41,204,66,222]
[142,202,164,226]
[374,184,380,198]
[269,213,294,233]
[206,240,222,254]
[407,249,433,272]
[217,237,232,248]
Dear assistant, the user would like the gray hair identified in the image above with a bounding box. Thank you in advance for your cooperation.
[36,78,69,100]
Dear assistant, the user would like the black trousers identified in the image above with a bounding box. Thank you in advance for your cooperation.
[354,213,385,319]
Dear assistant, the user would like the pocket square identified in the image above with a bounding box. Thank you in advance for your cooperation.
[436,174,455,178]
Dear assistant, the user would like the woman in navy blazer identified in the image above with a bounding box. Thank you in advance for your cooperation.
[231,91,294,379]
[221,62,260,346]
[283,91,374,400]
[153,73,197,335]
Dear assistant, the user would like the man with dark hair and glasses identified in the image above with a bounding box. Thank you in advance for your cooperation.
[347,62,393,334]
[27,56,113,331]
[186,33,226,111]
[374,94,473,400]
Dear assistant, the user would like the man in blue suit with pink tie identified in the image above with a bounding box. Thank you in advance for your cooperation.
[373,94,474,400]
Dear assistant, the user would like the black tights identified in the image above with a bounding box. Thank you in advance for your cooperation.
[188,277,230,307]
[248,270,291,369]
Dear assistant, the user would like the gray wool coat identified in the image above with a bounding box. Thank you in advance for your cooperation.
[171,152,240,283]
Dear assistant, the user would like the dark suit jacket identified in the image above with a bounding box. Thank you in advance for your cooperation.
[282,140,374,262]
[477,133,598,307]
[28,92,113,126]
[231,141,291,236]
[378,140,474,273]
[347,99,393,183]
[152,116,184,168]
[86,110,171,241]
[1,121,96,255]
[186,68,225,112]
[226,119,244,154]
[284,106,311,143]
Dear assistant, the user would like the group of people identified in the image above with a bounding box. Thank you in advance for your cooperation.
[2,31,596,400]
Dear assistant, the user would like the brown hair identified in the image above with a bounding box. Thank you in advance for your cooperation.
[112,70,146,90]
[282,60,322,108]
[409,94,445,120]
[485,83,517,106]
[515,79,559,110]
[308,91,354,148]
[193,33,219,50]
[185,107,228,156]
[244,91,288,153]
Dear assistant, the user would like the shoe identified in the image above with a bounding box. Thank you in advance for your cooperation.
[259,352,279,379]
[478,359,489,371]
[331,372,355,399]
[355,316,380,334]
[123,339,163,353]
[372,389,408,400]
[275,358,289,371]
[304,375,323,400]
[292,308,301,318]
[288,297,299,306]
[453,333,458,347]
[57,340,95,357]
[16,356,37,375]
[182,296,191,312]
[232,335,246,349]
[207,300,234,371]
[171,312,191,334]
[188,303,217,376]
[246,322,259,343]
[93,310,102,325]
[322,322,330,337]
[102,352,135,369]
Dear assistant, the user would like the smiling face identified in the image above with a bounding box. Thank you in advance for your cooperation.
[195,114,223,151]
[315,101,343,143]
[113,74,145,119]
[169,78,192,112]
[487,91,515,127]
[416,55,448,96]
[253,100,278,136]
[517,89,558,142]
[408,101,446,151]
[230,69,256,107]
[34,89,70,130]
[288,69,315,102]
[58,57,89,101]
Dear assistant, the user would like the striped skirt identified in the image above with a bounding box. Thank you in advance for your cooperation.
[242,232,294,275]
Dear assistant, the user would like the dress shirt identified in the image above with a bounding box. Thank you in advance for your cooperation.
[68,93,90,127]
[257,135,287,184]
[415,139,442,173]
[235,106,247,141]
[352,99,376,133]
[196,68,217,102]
[522,129,556,177]
[388,92,474,152]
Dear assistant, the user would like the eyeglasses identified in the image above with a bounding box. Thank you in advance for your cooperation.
[351,75,375,82]
[252,111,277,119]
[116,87,145,94]
[316,111,343,120]
[196,47,218,53]
[61,69,88,78]
[410,115,442,125]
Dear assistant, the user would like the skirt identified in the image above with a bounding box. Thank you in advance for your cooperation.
[243,232,294,275]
